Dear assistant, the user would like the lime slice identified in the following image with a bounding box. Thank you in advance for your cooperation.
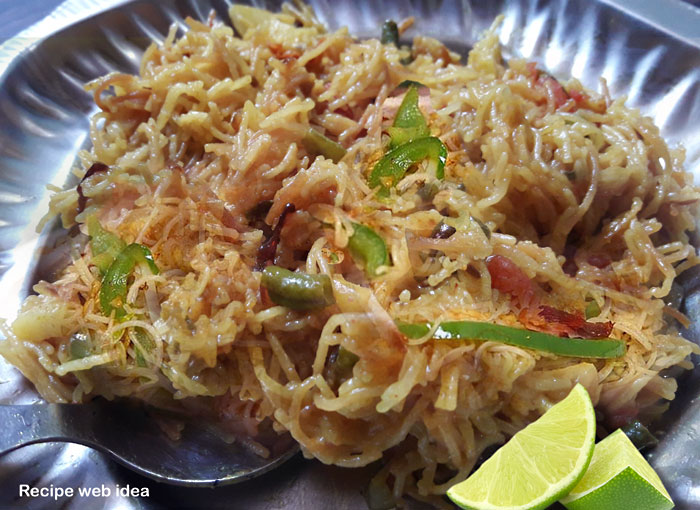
[447,384,596,510]
[560,429,673,510]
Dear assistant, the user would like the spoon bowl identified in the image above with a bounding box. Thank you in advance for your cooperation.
[0,400,298,487]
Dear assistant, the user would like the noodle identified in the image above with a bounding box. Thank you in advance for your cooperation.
[1,3,698,506]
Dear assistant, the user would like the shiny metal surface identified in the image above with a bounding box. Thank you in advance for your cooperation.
[0,400,298,486]
[0,0,699,508]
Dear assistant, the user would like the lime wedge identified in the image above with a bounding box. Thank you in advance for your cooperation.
[447,384,596,510]
[560,429,673,510]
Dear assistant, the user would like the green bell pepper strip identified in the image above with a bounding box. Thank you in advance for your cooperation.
[302,128,347,163]
[369,136,447,195]
[87,215,127,274]
[397,320,625,359]
[387,85,429,149]
[100,243,160,319]
[261,266,335,310]
[347,223,390,277]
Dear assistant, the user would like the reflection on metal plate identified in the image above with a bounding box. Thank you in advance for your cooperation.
[0,0,699,508]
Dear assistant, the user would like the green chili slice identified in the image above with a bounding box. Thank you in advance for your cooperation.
[397,320,625,359]
[387,85,429,149]
[348,223,390,277]
[262,266,335,310]
[87,215,126,274]
[380,20,399,46]
[302,128,347,163]
[100,243,159,319]
[369,136,447,195]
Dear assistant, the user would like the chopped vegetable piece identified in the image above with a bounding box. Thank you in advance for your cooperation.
[325,345,360,387]
[87,215,126,274]
[77,162,108,213]
[261,265,335,310]
[100,243,160,319]
[396,80,426,90]
[335,346,359,372]
[585,300,601,319]
[486,254,536,307]
[380,20,399,46]
[256,203,295,271]
[431,221,456,239]
[471,215,491,239]
[417,181,439,201]
[387,85,429,148]
[69,332,91,360]
[131,327,155,367]
[398,320,625,358]
[369,136,447,195]
[302,128,347,163]
[620,420,659,452]
[246,200,273,236]
[538,305,613,339]
[348,223,390,277]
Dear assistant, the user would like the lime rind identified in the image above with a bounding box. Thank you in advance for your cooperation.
[561,466,673,510]
[447,384,596,510]
[560,429,673,510]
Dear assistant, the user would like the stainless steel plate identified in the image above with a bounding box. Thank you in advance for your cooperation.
[1,0,699,508]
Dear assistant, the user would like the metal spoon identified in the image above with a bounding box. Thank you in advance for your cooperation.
[0,399,298,486]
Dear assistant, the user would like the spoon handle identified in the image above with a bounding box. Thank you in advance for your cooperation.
[0,404,67,455]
